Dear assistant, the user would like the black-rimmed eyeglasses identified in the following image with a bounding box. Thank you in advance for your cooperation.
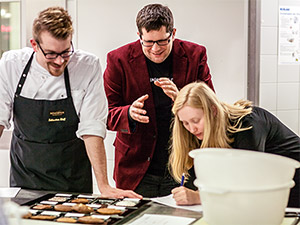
[36,41,74,59]
[140,32,173,47]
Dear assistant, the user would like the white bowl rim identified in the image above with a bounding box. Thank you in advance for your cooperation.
[194,179,295,194]
[189,148,300,168]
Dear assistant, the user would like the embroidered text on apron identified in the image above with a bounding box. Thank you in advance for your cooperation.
[10,53,92,193]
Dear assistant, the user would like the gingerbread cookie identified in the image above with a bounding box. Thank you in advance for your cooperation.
[77,216,104,224]
[22,212,32,219]
[72,203,94,213]
[56,217,77,223]
[70,198,89,204]
[115,200,137,207]
[48,196,68,202]
[32,204,53,210]
[96,208,122,215]
[30,215,56,220]
[54,204,73,212]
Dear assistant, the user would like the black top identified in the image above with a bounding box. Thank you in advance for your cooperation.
[145,54,173,176]
[186,106,300,207]
[231,107,300,155]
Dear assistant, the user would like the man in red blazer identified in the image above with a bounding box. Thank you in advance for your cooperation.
[104,3,214,197]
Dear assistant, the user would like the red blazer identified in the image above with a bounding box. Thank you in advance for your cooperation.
[103,39,214,190]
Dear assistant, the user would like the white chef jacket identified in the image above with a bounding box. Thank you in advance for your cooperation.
[0,47,107,139]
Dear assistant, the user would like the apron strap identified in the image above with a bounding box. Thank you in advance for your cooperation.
[15,52,34,97]
[64,67,71,98]
[15,52,71,98]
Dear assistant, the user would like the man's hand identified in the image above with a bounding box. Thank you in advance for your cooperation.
[100,184,143,199]
[171,186,201,206]
[129,94,149,123]
[154,77,179,101]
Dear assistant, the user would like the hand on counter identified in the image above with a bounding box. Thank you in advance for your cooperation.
[99,185,143,199]
[171,186,201,206]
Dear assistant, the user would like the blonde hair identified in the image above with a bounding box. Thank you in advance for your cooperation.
[169,82,252,182]
[32,7,73,43]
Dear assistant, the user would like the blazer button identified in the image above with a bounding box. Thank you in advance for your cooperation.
[153,135,156,139]
[147,157,151,161]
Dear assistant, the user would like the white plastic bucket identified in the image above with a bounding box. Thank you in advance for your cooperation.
[189,148,300,225]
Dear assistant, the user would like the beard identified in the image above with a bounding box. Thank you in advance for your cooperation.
[47,61,68,76]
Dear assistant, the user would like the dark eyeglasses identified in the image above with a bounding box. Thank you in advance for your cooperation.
[140,32,173,47]
[36,41,74,59]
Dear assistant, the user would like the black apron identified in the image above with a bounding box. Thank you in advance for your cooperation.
[10,53,92,193]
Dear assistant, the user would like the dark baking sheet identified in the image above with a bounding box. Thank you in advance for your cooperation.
[22,193,151,224]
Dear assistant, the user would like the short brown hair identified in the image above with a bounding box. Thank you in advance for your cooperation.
[32,6,73,43]
[136,4,173,35]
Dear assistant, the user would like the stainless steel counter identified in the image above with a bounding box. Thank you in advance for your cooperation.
[3,189,202,225]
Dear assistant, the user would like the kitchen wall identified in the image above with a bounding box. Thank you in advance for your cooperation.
[76,0,248,103]
[260,0,300,134]
[21,0,66,46]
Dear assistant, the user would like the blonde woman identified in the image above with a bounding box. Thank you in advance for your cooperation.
[169,82,300,207]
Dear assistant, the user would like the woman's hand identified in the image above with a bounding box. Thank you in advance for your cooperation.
[171,186,201,206]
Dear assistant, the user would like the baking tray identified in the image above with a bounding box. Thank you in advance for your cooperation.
[21,192,151,224]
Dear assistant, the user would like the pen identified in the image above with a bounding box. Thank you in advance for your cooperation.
[180,173,185,186]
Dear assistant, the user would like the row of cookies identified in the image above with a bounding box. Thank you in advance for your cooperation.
[24,194,142,224]
[32,195,140,212]
[24,213,107,224]
[32,203,125,214]
[23,207,123,224]
[45,193,140,207]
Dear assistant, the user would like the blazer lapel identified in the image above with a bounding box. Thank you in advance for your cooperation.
[172,40,188,90]
[128,41,156,123]
[129,41,153,96]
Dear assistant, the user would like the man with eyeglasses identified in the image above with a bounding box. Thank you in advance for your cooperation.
[104,4,214,198]
[0,6,141,198]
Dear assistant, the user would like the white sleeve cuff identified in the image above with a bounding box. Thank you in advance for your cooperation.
[76,120,107,139]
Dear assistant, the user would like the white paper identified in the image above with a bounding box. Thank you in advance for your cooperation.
[40,211,61,216]
[40,200,57,205]
[91,215,110,220]
[0,187,21,198]
[86,203,101,208]
[62,202,76,206]
[65,212,85,217]
[151,194,203,212]
[128,214,195,225]
[77,194,95,198]
[107,205,126,210]
[278,6,300,64]
[55,193,72,197]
